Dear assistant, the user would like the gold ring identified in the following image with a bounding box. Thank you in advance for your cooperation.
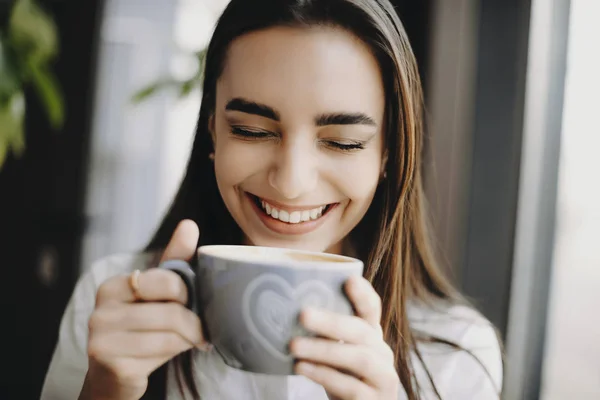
[129,269,141,300]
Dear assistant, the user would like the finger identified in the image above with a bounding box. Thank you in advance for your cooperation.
[295,361,375,400]
[160,219,199,262]
[96,269,189,305]
[108,356,178,382]
[345,276,382,331]
[89,302,207,347]
[290,338,394,388]
[300,308,380,347]
[88,331,194,359]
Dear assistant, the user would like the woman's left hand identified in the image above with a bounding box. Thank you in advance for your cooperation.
[289,275,400,400]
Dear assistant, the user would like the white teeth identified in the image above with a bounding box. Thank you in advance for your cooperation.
[289,211,301,223]
[301,210,310,222]
[278,210,290,222]
[310,208,320,220]
[259,198,329,224]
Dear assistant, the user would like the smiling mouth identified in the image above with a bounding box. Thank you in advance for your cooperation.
[248,194,335,224]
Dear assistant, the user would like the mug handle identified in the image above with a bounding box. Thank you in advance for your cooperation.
[159,259,198,313]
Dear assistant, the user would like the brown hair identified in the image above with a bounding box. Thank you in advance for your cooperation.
[143,0,488,398]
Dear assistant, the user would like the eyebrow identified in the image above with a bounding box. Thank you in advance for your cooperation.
[315,112,376,127]
[224,97,377,127]
[225,98,280,121]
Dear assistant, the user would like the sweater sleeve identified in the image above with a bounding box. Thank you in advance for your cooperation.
[40,254,149,400]
[409,304,503,400]
[439,315,503,399]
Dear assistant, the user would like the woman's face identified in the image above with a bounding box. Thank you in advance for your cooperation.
[211,26,385,253]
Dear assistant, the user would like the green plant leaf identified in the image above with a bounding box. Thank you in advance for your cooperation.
[131,81,168,104]
[0,133,7,168]
[178,78,198,98]
[8,92,26,155]
[177,62,204,98]
[131,78,188,103]
[195,48,207,69]
[8,0,59,64]
[27,61,64,129]
[194,49,207,86]
[0,107,8,168]
[0,91,26,169]
[0,0,63,172]
[0,36,22,100]
[133,76,202,103]
[132,47,207,104]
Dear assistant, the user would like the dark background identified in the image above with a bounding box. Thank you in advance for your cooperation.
[0,0,104,398]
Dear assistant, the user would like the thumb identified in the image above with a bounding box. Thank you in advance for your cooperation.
[160,219,200,262]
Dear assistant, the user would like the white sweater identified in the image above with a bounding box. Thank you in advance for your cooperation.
[41,253,503,399]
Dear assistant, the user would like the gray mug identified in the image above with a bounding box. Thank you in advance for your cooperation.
[159,245,364,375]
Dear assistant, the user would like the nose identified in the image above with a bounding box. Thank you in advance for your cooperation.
[268,140,318,200]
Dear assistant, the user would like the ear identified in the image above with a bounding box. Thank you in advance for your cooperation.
[380,151,388,179]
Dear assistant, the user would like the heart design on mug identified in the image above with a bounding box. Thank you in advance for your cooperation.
[242,274,335,361]
[256,290,294,342]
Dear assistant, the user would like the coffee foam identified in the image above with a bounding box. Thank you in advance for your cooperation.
[198,245,357,266]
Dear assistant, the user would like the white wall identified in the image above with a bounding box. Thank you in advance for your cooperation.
[80,0,229,271]
[541,0,600,398]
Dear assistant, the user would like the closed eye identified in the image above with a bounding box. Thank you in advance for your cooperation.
[322,139,367,152]
[230,126,368,152]
[230,126,277,140]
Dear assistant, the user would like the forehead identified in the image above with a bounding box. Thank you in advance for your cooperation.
[217,26,385,121]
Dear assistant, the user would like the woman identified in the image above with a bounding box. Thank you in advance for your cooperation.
[42,0,502,399]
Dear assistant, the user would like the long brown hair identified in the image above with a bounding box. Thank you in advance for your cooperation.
[143,0,471,398]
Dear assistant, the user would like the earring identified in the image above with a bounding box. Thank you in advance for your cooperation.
[383,171,387,179]
[208,152,215,161]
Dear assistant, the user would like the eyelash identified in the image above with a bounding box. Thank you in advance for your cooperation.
[230,126,276,139]
[325,140,366,151]
[230,126,367,152]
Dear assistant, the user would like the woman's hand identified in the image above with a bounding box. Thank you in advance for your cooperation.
[290,276,400,400]
[80,220,209,400]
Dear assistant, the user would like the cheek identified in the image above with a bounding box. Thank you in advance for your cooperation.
[329,153,381,204]
[213,115,274,187]
[214,139,271,187]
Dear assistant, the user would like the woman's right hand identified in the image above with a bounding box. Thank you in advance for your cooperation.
[79,220,208,400]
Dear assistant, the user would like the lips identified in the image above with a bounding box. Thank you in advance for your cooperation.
[246,193,337,235]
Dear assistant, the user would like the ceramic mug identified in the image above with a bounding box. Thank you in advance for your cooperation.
[159,245,364,375]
